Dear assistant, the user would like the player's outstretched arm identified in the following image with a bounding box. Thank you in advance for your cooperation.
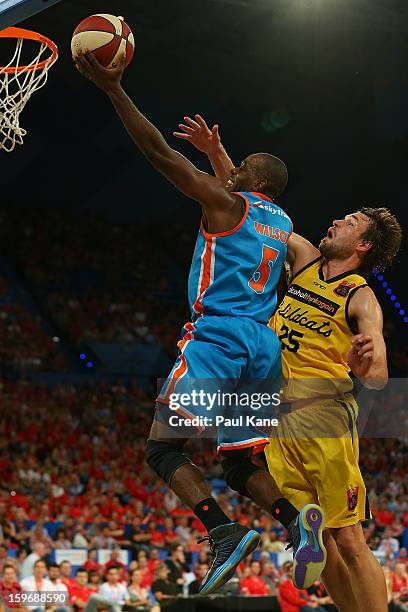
[74,53,243,229]
[286,233,321,281]
[174,115,234,183]
[347,286,388,389]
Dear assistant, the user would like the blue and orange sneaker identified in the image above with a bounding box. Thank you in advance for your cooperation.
[198,523,260,595]
[287,503,327,589]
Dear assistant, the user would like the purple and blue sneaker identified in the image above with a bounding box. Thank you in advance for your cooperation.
[287,503,327,589]
[198,523,260,595]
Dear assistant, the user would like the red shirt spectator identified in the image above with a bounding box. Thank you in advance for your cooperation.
[374,508,395,527]
[241,575,270,595]
[278,563,313,612]
[392,562,408,594]
[138,559,154,589]
[146,521,165,548]
[240,561,270,596]
[69,583,93,606]
[0,565,22,609]
[279,579,311,612]
[69,569,94,608]
[147,550,162,575]
[83,559,101,573]
[83,550,101,575]
[59,560,75,590]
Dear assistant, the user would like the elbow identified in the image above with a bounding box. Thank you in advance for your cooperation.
[363,378,388,390]
[361,369,388,390]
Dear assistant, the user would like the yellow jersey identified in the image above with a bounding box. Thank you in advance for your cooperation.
[270,257,367,401]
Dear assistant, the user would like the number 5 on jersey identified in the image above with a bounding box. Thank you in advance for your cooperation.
[249,244,280,294]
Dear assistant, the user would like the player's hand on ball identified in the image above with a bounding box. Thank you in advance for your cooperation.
[348,333,374,378]
[75,51,125,93]
[173,114,221,154]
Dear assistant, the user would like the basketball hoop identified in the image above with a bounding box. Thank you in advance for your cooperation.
[0,27,58,152]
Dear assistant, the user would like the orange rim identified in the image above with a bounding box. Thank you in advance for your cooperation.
[0,27,58,74]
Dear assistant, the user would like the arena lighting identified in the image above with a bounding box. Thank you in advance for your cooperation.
[373,270,408,324]
[86,362,93,368]
[79,353,86,360]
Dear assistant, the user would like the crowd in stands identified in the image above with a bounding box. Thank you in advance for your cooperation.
[0,545,343,611]
[0,379,407,610]
[0,275,66,373]
[0,513,407,610]
[0,209,191,358]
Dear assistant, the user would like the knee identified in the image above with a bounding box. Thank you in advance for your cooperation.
[221,451,265,497]
[146,438,192,485]
[332,525,367,566]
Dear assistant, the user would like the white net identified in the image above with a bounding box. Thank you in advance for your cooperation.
[0,37,57,153]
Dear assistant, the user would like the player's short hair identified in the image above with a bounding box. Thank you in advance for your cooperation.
[3,564,16,573]
[256,153,288,199]
[76,567,88,575]
[358,207,402,275]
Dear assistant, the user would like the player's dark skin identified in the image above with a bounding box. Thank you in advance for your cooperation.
[75,51,283,515]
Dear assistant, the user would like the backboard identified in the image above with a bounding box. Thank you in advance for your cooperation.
[0,0,61,29]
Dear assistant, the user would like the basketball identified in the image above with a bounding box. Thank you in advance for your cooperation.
[71,14,134,69]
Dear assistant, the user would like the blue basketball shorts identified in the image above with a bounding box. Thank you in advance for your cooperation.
[156,315,281,455]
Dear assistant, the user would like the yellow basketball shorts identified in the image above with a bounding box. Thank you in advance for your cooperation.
[265,396,371,528]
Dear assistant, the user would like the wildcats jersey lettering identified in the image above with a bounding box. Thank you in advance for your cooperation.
[188,192,293,325]
[270,257,367,400]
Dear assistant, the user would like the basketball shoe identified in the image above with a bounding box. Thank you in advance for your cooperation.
[198,523,260,595]
[287,503,327,589]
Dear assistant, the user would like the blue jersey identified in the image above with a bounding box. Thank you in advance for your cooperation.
[188,192,293,324]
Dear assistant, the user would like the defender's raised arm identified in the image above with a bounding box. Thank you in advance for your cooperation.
[174,115,234,183]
